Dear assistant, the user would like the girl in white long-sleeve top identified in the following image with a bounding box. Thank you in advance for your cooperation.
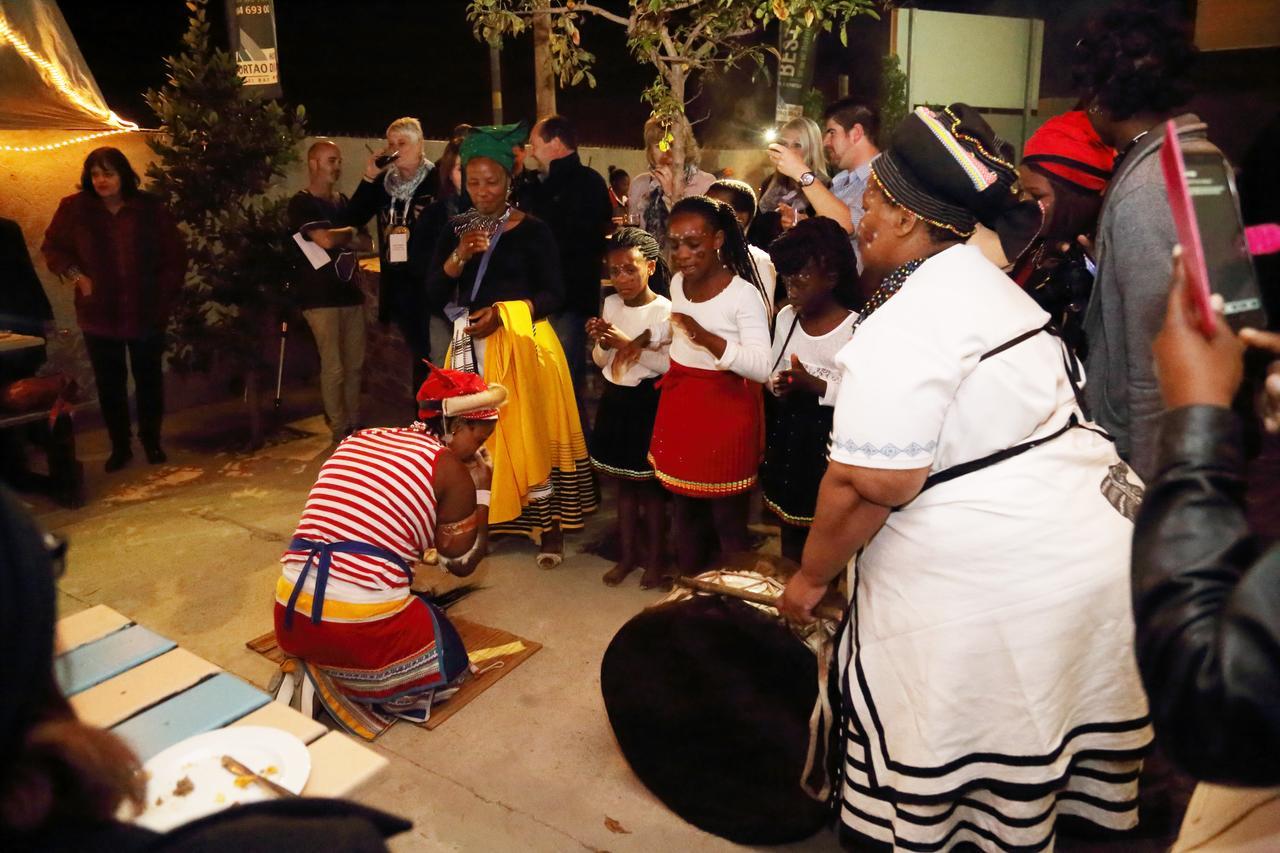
[587,228,673,589]
[617,196,773,575]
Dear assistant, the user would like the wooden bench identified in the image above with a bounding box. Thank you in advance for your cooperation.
[0,402,89,507]
[56,605,389,801]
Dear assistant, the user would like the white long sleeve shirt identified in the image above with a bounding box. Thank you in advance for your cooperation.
[650,273,772,383]
[592,293,672,386]
[766,304,858,406]
[748,245,777,305]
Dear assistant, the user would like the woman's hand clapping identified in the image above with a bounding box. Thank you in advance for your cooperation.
[774,354,827,398]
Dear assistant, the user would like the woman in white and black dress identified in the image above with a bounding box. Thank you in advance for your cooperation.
[779,104,1153,851]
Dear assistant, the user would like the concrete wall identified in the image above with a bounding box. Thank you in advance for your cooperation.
[1,129,776,418]
[283,136,777,217]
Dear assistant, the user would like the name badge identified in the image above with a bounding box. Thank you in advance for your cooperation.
[388,231,409,264]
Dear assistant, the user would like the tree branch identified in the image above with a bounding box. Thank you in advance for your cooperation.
[658,22,680,64]
[681,18,708,55]
[542,2,630,28]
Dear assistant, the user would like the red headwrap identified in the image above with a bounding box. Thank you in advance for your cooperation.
[1022,111,1116,193]
[415,364,505,421]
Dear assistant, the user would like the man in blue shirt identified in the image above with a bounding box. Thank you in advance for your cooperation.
[768,99,881,270]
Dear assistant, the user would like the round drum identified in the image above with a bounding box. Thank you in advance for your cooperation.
[600,577,834,845]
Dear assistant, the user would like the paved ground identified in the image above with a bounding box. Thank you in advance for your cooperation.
[26,393,841,853]
[22,389,1220,851]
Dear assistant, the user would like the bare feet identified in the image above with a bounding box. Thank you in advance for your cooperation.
[603,562,637,586]
[639,564,672,591]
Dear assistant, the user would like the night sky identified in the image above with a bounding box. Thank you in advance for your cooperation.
[58,0,1268,157]
[58,0,708,145]
[57,0,904,147]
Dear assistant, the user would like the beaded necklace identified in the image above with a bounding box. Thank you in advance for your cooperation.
[852,257,926,332]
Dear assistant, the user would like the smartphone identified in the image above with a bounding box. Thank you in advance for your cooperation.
[1160,122,1268,334]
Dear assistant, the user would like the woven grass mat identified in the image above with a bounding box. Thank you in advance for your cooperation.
[246,618,541,730]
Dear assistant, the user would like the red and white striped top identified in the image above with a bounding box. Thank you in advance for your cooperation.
[281,428,442,592]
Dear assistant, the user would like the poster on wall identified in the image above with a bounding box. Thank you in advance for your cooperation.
[776,20,817,123]
[224,1,282,98]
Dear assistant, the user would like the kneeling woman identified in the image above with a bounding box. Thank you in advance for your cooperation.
[427,124,595,569]
[633,196,772,574]
[780,105,1152,850]
[273,370,504,740]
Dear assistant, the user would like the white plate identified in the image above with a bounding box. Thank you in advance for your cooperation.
[133,726,311,832]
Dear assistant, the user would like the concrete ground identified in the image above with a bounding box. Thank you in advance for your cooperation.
[25,391,842,853]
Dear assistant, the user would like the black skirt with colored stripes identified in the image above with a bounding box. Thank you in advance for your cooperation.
[760,391,832,526]
[590,377,661,480]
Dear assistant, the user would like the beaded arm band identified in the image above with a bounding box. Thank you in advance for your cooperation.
[438,510,480,538]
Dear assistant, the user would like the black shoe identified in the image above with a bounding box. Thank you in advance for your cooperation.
[142,443,167,465]
[105,448,133,473]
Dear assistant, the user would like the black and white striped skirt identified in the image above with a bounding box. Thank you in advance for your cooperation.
[832,572,1153,852]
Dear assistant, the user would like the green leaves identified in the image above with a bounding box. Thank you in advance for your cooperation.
[143,0,307,376]
[463,0,879,143]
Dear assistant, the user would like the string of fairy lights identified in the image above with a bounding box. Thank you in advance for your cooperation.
[0,11,142,154]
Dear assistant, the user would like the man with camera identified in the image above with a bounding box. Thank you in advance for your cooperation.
[767,98,881,270]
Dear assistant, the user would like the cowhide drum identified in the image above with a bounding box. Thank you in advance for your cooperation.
[601,570,838,845]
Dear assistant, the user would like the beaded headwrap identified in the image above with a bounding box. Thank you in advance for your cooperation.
[459,122,527,173]
[871,104,1042,260]
[416,364,508,422]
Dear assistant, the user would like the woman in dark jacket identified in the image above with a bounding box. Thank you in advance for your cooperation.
[1136,248,1280,851]
[426,124,595,568]
[1011,110,1116,359]
[1137,248,1280,784]
[41,148,185,472]
[411,134,468,367]
[345,117,437,395]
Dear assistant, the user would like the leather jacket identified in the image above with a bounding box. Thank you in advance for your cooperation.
[1132,405,1280,785]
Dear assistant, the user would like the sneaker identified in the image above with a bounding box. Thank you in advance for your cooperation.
[105,448,133,473]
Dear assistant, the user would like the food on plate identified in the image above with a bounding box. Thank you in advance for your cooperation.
[172,776,194,797]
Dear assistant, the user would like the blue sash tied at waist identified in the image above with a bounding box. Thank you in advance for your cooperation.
[282,537,415,629]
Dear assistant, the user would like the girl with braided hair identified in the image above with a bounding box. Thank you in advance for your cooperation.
[586,227,673,588]
[622,196,772,575]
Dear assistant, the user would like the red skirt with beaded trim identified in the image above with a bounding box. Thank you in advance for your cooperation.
[648,361,763,497]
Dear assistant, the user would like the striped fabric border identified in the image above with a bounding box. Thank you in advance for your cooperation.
[488,458,599,539]
[833,558,1153,849]
[763,494,814,526]
[648,452,758,497]
[590,456,656,481]
[839,724,1142,851]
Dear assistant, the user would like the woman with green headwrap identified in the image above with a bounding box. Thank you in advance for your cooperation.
[427,123,596,567]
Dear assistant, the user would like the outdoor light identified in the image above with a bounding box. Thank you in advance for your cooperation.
[0,9,140,152]
[0,127,139,153]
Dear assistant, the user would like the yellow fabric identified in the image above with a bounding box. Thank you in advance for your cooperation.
[468,640,527,663]
[479,301,588,526]
[274,577,410,623]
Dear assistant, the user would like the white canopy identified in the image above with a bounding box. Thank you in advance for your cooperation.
[0,0,137,130]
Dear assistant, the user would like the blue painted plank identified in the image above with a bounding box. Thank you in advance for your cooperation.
[54,624,176,697]
[111,672,271,761]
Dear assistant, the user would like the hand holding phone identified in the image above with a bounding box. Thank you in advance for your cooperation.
[1160,120,1267,336]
